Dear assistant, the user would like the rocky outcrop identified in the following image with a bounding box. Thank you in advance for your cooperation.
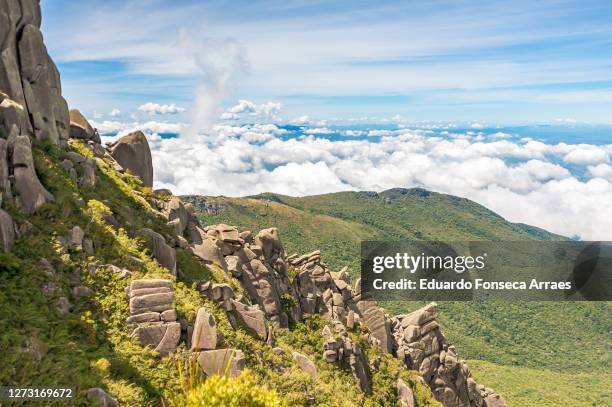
[69,109,100,143]
[189,217,505,404]
[64,150,97,188]
[393,303,506,407]
[321,325,371,393]
[108,131,153,187]
[0,0,69,144]
[128,279,180,356]
[7,129,54,214]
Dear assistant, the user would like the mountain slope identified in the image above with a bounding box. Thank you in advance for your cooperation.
[183,189,563,274]
[185,191,612,406]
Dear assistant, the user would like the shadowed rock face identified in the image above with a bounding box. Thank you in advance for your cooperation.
[0,0,69,144]
[108,131,153,188]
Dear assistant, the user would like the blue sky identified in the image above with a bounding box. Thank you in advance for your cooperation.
[40,0,612,124]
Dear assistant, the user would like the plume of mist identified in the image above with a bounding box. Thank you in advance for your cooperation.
[179,30,248,139]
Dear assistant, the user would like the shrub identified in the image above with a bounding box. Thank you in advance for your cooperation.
[182,370,284,407]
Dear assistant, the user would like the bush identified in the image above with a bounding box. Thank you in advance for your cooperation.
[175,369,285,407]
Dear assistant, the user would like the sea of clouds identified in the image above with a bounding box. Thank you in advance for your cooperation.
[94,119,612,241]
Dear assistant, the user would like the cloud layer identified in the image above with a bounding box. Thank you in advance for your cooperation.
[138,103,186,115]
[100,122,612,241]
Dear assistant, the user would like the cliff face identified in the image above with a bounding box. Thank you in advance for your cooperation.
[0,1,507,406]
[0,0,69,144]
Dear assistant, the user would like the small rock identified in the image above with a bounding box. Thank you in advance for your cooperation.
[85,388,118,407]
[57,297,71,315]
[72,286,93,297]
[292,352,318,377]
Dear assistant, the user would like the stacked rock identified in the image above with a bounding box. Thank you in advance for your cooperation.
[127,279,180,356]
[392,303,506,407]
[321,325,371,394]
[199,282,236,311]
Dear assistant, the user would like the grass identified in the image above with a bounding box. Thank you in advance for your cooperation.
[468,360,612,407]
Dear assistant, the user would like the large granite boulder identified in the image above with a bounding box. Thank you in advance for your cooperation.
[197,348,246,378]
[7,131,54,214]
[191,308,217,351]
[255,227,283,261]
[230,299,268,340]
[356,299,393,354]
[0,93,29,134]
[69,109,100,143]
[108,131,153,187]
[292,352,318,378]
[138,228,176,275]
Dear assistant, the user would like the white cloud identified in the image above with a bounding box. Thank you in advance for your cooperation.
[122,123,612,240]
[110,108,121,117]
[588,163,612,180]
[222,100,282,121]
[92,120,185,135]
[563,148,609,165]
[304,127,334,135]
[138,102,186,115]
[290,115,310,125]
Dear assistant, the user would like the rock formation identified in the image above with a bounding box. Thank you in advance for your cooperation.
[69,109,100,143]
[0,0,69,144]
[108,131,153,187]
[393,303,507,407]
[7,128,54,214]
[128,279,180,356]
[197,348,246,378]
[137,228,177,275]
[191,308,217,350]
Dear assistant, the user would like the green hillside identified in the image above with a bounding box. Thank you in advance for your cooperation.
[183,189,562,274]
[185,190,612,406]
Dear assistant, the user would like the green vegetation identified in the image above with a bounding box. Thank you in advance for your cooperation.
[468,360,611,407]
[184,189,562,273]
[0,141,440,406]
[187,190,612,407]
